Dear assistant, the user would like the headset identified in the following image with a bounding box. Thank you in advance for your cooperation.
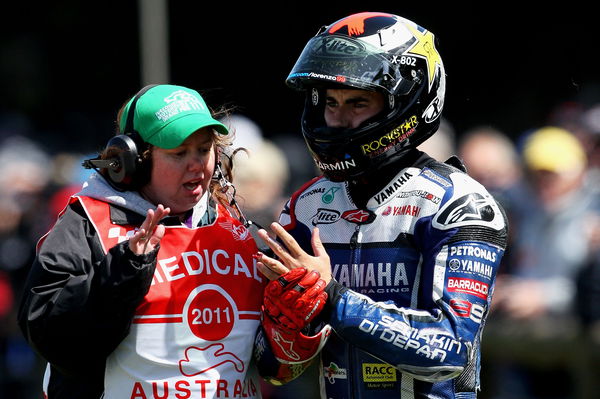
[82,84,157,191]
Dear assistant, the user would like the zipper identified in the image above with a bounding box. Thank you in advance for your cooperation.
[350,224,360,250]
[348,224,361,399]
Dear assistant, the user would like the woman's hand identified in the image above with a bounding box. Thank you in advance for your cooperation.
[256,222,332,283]
[129,205,171,255]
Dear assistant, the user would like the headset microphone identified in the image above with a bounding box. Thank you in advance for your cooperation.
[81,159,118,170]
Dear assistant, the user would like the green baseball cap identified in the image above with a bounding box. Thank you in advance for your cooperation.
[119,84,229,149]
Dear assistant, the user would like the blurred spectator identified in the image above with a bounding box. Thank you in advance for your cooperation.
[233,139,290,229]
[223,114,290,229]
[495,126,597,317]
[581,103,600,173]
[483,126,600,399]
[458,126,523,198]
[0,134,54,398]
[458,126,530,276]
[271,132,318,195]
[417,117,456,161]
[573,104,600,399]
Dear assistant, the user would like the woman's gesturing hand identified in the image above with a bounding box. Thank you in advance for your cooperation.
[129,204,171,255]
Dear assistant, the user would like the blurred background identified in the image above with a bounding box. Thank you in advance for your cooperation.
[1,1,599,398]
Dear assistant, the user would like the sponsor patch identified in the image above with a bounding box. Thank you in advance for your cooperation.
[447,277,489,299]
[341,209,376,224]
[362,363,397,382]
[362,363,397,390]
[332,262,410,294]
[321,187,340,204]
[311,208,341,226]
[367,170,415,208]
[421,169,451,188]
[434,193,502,230]
[397,189,441,204]
[298,187,325,200]
[381,205,420,217]
[448,257,494,280]
[324,362,348,384]
[449,299,486,324]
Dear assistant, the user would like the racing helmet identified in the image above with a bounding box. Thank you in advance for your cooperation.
[286,12,446,181]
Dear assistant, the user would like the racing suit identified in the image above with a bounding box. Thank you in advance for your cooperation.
[276,152,507,398]
[18,174,266,398]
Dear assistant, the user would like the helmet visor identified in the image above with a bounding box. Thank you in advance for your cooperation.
[286,34,414,96]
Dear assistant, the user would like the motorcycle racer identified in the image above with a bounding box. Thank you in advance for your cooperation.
[255,12,508,399]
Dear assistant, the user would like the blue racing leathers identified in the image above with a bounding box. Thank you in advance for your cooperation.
[278,154,508,398]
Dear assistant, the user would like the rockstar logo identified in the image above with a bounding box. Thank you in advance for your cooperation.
[405,25,443,92]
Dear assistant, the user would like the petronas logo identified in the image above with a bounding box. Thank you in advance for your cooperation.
[321,187,340,204]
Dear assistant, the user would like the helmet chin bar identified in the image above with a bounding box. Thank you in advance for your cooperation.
[303,87,433,183]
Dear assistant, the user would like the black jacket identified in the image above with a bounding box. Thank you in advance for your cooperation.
[18,200,158,398]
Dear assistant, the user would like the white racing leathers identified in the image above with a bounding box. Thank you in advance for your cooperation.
[279,156,507,399]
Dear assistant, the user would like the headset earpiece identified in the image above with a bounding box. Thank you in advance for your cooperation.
[82,84,157,191]
[104,134,140,188]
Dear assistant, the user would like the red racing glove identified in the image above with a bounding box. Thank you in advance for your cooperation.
[264,267,328,330]
[262,268,331,364]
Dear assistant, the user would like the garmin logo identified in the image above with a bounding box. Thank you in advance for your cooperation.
[316,158,357,171]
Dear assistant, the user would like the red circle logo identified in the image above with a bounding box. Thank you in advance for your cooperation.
[186,288,235,340]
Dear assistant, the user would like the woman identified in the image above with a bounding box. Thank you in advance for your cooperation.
[18,84,266,398]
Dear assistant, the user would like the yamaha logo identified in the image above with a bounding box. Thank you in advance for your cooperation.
[448,258,460,271]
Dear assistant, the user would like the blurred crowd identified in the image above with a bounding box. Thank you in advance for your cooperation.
[2,100,600,398]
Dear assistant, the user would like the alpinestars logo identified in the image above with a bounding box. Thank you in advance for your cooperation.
[342,209,376,224]
[272,330,300,361]
[433,193,499,230]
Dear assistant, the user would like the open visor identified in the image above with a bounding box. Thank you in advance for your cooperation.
[286,34,415,96]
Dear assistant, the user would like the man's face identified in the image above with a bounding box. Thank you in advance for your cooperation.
[324,89,385,129]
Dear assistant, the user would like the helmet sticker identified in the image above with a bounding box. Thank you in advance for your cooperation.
[360,116,419,156]
[328,12,395,37]
[423,96,443,123]
[312,88,319,106]
[405,25,443,92]
[315,158,357,172]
